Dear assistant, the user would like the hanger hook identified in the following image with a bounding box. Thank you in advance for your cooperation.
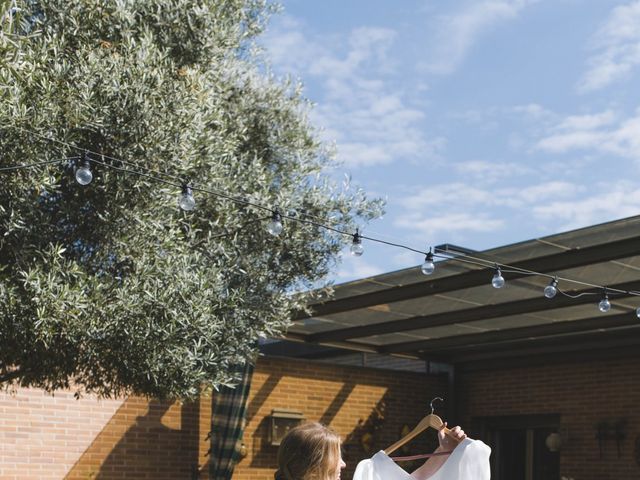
[430,397,444,415]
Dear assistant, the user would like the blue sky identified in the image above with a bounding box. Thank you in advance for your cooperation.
[261,0,640,283]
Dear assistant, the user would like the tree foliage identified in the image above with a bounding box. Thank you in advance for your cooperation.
[0,0,382,399]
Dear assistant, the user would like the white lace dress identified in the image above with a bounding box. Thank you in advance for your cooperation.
[352,438,491,480]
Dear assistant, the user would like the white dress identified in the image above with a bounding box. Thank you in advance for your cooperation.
[352,438,491,480]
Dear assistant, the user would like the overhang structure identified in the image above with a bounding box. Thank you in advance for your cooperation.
[280,215,640,370]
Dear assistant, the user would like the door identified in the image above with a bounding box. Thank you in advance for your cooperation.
[478,415,561,480]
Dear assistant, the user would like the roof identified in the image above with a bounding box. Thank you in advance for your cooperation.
[282,215,640,370]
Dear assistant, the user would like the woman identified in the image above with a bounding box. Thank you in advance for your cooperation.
[275,421,467,480]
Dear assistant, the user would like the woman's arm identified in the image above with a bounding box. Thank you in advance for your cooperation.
[411,424,466,480]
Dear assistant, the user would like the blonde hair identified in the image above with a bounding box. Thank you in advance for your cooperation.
[275,422,342,480]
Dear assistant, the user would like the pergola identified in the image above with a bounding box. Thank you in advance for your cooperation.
[275,215,640,371]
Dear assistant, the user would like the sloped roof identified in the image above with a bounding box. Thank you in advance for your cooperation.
[284,215,640,369]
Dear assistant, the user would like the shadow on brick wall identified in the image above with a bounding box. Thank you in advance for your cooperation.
[245,387,439,479]
[339,394,439,478]
[65,398,200,480]
[246,381,355,471]
[245,373,282,424]
[228,358,448,480]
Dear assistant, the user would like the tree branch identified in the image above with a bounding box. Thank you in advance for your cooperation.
[0,368,22,384]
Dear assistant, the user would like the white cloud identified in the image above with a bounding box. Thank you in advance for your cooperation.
[578,1,640,93]
[516,181,583,203]
[394,211,505,239]
[536,108,640,159]
[264,16,441,168]
[311,98,436,167]
[263,15,326,75]
[334,255,386,282]
[511,103,555,120]
[453,160,533,182]
[532,181,640,230]
[400,179,583,212]
[555,110,617,131]
[422,0,539,74]
[537,130,605,153]
[336,142,394,167]
[391,249,424,269]
[400,183,497,210]
[307,27,397,79]
[393,179,585,240]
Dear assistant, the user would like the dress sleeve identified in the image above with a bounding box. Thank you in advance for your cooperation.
[430,439,492,480]
[353,459,373,480]
[459,440,491,479]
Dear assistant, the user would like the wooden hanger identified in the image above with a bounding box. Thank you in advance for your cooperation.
[384,397,460,455]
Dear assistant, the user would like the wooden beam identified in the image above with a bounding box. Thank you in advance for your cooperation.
[441,324,640,363]
[381,311,638,354]
[457,345,640,372]
[307,280,640,343]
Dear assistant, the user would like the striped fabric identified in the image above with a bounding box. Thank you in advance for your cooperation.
[209,362,255,480]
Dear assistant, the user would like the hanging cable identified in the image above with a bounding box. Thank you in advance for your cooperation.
[0,156,77,171]
[2,128,640,305]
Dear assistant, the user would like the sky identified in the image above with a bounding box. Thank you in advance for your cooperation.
[261,0,640,283]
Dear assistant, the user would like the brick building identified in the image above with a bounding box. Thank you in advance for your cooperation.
[270,215,640,480]
[1,356,447,479]
[3,215,640,479]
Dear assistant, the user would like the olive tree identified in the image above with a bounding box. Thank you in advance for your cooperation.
[0,0,382,399]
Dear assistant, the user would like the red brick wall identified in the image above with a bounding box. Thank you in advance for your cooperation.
[65,397,205,479]
[457,355,640,480]
[0,356,447,479]
[10,354,639,480]
[0,388,124,480]
[234,356,447,480]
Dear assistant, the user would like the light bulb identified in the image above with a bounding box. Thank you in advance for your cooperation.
[267,209,283,236]
[350,229,364,256]
[492,268,505,289]
[75,157,93,185]
[544,278,558,299]
[179,185,196,211]
[421,249,435,275]
[636,307,640,319]
[598,294,611,313]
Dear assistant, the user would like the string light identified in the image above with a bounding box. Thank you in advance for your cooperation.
[266,208,283,236]
[421,248,435,275]
[491,266,505,289]
[75,153,93,185]
[3,127,640,316]
[179,184,196,211]
[544,278,558,299]
[350,228,364,256]
[598,289,611,313]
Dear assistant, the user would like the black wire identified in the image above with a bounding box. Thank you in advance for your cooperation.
[86,156,274,214]
[0,157,77,171]
[557,289,599,299]
[86,156,186,189]
[13,125,385,224]
[14,127,183,183]
[359,233,425,255]
[2,130,640,299]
